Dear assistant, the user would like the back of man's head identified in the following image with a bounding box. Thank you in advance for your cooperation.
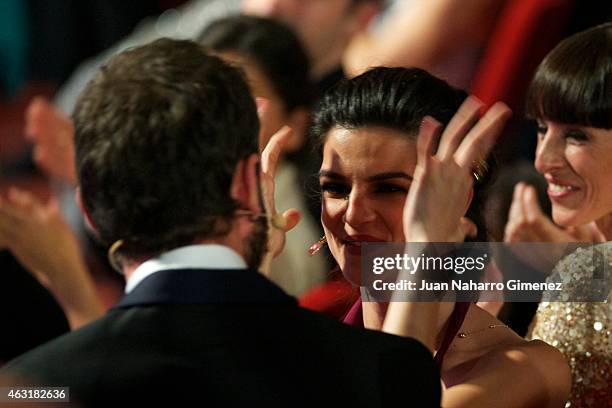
[73,38,259,257]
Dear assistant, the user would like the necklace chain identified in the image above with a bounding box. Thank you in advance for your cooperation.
[457,324,509,338]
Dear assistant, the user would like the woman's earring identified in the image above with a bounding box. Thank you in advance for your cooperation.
[308,236,327,256]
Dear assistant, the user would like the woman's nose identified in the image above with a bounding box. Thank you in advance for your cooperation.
[343,190,376,227]
[535,129,565,174]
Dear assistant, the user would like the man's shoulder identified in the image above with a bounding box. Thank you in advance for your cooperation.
[292,306,433,356]
[1,311,122,379]
[1,305,440,407]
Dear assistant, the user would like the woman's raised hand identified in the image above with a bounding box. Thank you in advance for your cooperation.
[25,97,77,185]
[402,97,512,243]
[0,189,80,286]
[385,98,511,350]
[257,99,301,274]
[0,188,103,328]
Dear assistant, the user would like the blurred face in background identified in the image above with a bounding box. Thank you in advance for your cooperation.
[218,51,308,153]
[534,120,612,228]
[319,126,417,283]
[241,0,373,77]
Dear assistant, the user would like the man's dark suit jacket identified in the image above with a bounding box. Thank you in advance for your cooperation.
[2,268,440,407]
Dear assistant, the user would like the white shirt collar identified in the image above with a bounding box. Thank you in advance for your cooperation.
[125,244,247,293]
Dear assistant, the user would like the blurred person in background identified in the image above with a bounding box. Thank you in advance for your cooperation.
[343,0,505,89]
[199,15,326,296]
[241,0,382,92]
[55,0,382,114]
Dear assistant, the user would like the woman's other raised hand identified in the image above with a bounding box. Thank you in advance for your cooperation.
[402,96,512,243]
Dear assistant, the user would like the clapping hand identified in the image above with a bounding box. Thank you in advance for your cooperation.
[25,97,77,185]
[504,182,606,243]
[502,182,605,275]
[0,188,103,328]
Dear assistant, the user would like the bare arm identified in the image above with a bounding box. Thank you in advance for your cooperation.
[442,343,570,407]
[0,189,103,329]
[344,0,503,76]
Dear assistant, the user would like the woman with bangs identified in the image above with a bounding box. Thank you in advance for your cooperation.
[504,23,612,407]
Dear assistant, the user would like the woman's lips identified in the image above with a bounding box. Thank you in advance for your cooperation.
[547,181,580,200]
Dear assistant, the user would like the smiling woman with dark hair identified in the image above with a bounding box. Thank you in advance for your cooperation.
[505,22,612,407]
[309,66,570,407]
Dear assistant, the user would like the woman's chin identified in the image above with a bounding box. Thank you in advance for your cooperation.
[552,207,594,229]
[339,257,363,286]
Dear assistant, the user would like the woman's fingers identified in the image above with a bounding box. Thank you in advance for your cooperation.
[280,208,301,232]
[9,188,37,209]
[436,96,483,160]
[522,184,574,242]
[504,183,528,242]
[454,102,512,168]
[261,126,292,176]
[0,197,28,224]
[416,116,443,166]
[0,202,26,242]
[459,217,478,239]
[24,97,49,141]
[522,184,544,222]
[521,184,554,240]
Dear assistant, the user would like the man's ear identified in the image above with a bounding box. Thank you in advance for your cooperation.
[230,153,261,213]
[283,107,310,153]
[75,187,97,232]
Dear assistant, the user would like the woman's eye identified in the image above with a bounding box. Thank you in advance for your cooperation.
[375,183,407,194]
[320,182,350,199]
[565,130,588,143]
[536,125,547,138]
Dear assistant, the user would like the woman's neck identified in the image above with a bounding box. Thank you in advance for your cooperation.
[361,299,456,350]
[595,213,612,240]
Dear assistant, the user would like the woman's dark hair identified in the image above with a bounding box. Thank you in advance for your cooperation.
[312,67,494,242]
[526,22,612,129]
[198,15,315,112]
[315,68,491,364]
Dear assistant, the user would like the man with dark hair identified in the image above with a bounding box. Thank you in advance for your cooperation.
[2,38,439,407]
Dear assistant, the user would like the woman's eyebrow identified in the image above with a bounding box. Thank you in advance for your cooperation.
[318,170,346,179]
[366,172,413,182]
[318,170,413,181]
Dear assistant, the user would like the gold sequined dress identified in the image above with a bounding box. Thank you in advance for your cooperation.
[530,243,612,407]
